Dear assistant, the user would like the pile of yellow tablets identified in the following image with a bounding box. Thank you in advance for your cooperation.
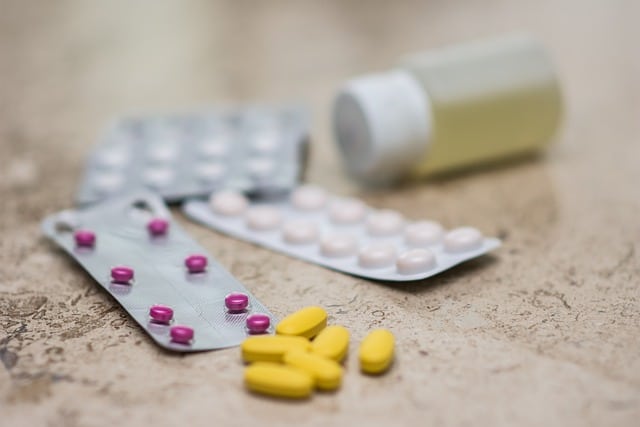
[241,306,395,399]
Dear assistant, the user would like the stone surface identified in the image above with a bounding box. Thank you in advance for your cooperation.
[1,1,639,426]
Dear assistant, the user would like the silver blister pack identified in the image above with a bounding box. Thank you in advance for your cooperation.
[76,105,309,205]
[183,185,501,282]
[42,192,275,352]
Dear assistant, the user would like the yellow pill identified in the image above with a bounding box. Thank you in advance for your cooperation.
[244,362,313,399]
[284,349,343,391]
[276,306,327,339]
[311,325,350,362]
[359,329,395,374]
[241,335,311,363]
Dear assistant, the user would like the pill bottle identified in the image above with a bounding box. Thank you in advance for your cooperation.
[332,34,563,183]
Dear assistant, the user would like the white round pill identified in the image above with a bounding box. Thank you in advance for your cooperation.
[198,140,228,158]
[404,221,444,247]
[366,210,405,236]
[209,190,249,216]
[247,158,275,179]
[251,133,281,154]
[282,220,319,244]
[443,227,483,253]
[95,148,129,169]
[358,243,397,269]
[93,172,124,193]
[143,168,174,188]
[245,206,282,231]
[320,234,358,258]
[196,163,226,183]
[328,198,367,225]
[291,185,328,211]
[146,144,177,163]
[396,248,436,275]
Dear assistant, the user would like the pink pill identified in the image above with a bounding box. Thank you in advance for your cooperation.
[246,313,270,334]
[74,230,96,247]
[147,218,169,236]
[185,254,207,273]
[149,305,174,323]
[170,325,194,344]
[225,292,249,312]
[111,266,134,283]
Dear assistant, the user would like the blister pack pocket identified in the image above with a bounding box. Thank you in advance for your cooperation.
[76,105,309,205]
[42,192,275,352]
[183,186,501,282]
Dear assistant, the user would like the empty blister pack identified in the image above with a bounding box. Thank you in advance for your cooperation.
[42,192,275,352]
[183,185,501,282]
[76,105,309,205]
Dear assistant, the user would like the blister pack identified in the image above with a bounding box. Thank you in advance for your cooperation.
[76,105,309,205]
[42,192,275,352]
[183,185,501,282]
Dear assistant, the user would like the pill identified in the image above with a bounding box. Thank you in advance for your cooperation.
[247,158,275,178]
[291,185,328,211]
[246,313,271,334]
[142,167,174,188]
[283,349,343,391]
[244,362,313,399]
[328,198,367,224]
[149,304,173,323]
[443,227,483,253]
[225,292,249,312]
[195,163,226,183]
[282,220,318,244]
[185,254,207,273]
[358,243,397,269]
[241,335,311,363]
[310,325,350,362]
[396,248,436,274]
[198,141,228,158]
[320,234,358,258]
[251,134,281,154]
[246,206,282,231]
[359,329,395,375]
[95,148,129,169]
[93,172,124,193]
[74,229,96,247]
[147,217,169,236]
[146,144,177,163]
[170,325,194,344]
[366,210,405,236]
[404,221,444,247]
[111,266,134,283]
[276,306,327,339]
[209,190,249,217]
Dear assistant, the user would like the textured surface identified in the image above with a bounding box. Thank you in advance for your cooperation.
[1,1,639,426]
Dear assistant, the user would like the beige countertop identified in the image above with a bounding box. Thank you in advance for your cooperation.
[1,1,638,426]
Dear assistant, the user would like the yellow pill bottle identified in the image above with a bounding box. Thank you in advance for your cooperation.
[333,34,563,183]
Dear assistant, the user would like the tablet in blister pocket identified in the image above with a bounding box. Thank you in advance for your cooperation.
[182,185,501,282]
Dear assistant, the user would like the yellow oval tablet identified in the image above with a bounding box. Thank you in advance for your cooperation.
[311,325,350,362]
[244,362,313,399]
[241,335,311,363]
[359,329,395,374]
[284,349,343,391]
[276,306,327,339]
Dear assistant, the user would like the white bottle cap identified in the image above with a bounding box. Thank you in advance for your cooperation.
[332,70,432,183]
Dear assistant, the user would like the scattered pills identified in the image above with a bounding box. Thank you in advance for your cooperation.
[291,185,328,211]
[283,350,343,391]
[209,190,249,217]
[74,229,96,247]
[225,292,249,312]
[311,325,350,362]
[396,248,436,274]
[359,329,395,375]
[147,217,169,236]
[366,210,405,236]
[170,325,194,344]
[282,220,319,245]
[111,266,134,283]
[244,362,313,399]
[276,306,327,339]
[404,221,444,247]
[246,313,271,334]
[149,305,174,323]
[320,234,358,258]
[246,206,282,231]
[443,227,483,253]
[184,254,208,274]
[358,243,397,269]
[241,335,311,363]
[329,198,367,224]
